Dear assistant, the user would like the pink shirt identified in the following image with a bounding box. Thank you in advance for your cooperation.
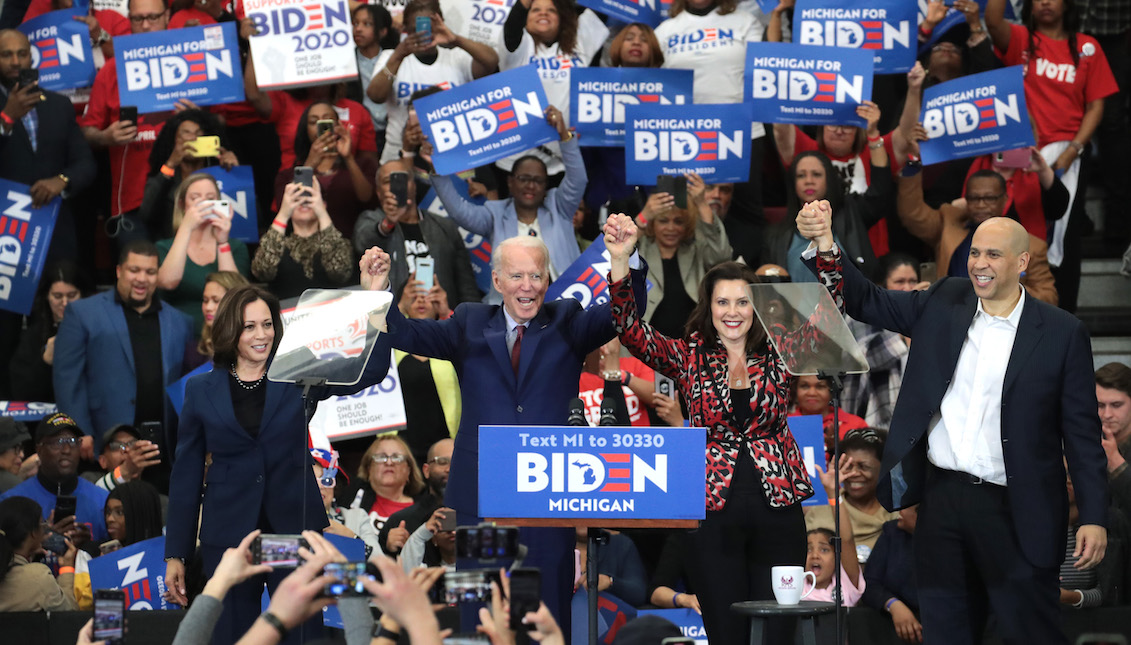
[804,565,865,607]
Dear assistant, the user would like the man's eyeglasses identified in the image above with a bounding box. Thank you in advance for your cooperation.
[427,456,451,466]
[513,174,547,186]
[129,12,166,24]
[40,436,81,449]
[371,453,407,464]
[967,194,1004,205]
[48,291,80,303]
[106,441,134,453]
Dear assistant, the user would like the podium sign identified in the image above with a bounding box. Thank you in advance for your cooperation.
[478,425,706,520]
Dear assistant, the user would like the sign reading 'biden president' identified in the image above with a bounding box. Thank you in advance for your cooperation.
[624,103,754,185]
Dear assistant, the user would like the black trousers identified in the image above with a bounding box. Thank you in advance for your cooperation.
[916,467,1066,645]
[685,455,806,645]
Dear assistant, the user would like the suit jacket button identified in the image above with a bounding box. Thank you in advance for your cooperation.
[516,405,523,413]
[256,475,263,483]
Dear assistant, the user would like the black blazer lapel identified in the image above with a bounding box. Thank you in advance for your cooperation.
[1003,293,1044,396]
[485,309,515,387]
[515,307,551,384]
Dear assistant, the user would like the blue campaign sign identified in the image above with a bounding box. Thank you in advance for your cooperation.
[415,65,559,175]
[478,425,706,520]
[166,362,212,415]
[577,0,666,27]
[787,414,828,507]
[0,401,58,422]
[200,166,260,243]
[545,237,613,308]
[571,68,694,147]
[570,589,637,645]
[624,103,753,185]
[114,22,245,114]
[0,180,59,316]
[19,10,96,91]
[793,0,918,73]
[636,609,707,644]
[918,66,1034,165]
[87,536,177,610]
[745,42,872,127]
[419,177,493,294]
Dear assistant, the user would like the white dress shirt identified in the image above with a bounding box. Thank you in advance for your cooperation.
[927,287,1026,485]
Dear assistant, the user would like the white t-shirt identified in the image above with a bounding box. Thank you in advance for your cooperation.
[494,8,608,172]
[445,0,519,54]
[377,47,477,163]
[654,7,766,138]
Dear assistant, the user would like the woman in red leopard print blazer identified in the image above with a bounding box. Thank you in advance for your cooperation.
[604,206,845,644]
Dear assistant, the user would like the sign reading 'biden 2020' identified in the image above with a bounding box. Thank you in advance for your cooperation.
[917,66,1034,166]
[18,10,95,91]
[624,103,753,185]
[745,42,872,127]
[246,0,358,90]
[571,67,693,147]
[478,425,706,520]
[793,0,917,73]
[115,23,244,113]
[415,65,559,175]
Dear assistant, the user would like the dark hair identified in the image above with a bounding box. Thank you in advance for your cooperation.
[106,481,164,547]
[684,262,766,354]
[353,4,399,50]
[1096,362,1131,398]
[522,0,578,54]
[966,169,1007,194]
[31,260,94,326]
[402,0,442,27]
[292,100,338,169]
[211,285,283,370]
[807,527,835,541]
[785,151,845,221]
[817,125,866,157]
[878,252,920,286]
[668,0,736,17]
[118,239,159,265]
[147,109,229,177]
[838,427,887,462]
[1023,0,1079,66]
[409,85,445,105]
[0,496,43,584]
[610,23,664,67]
[511,155,548,177]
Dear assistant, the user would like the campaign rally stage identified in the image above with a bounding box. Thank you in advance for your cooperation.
[416,65,560,175]
[246,0,359,90]
[0,180,59,316]
[793,0,917,73]
[478,425,706,520]
[19,9,95,91]
[624,103,754,185]
[571,68,694,147]
[918,66,1035,165]
[745,42,873,127]
[114,22,244,113]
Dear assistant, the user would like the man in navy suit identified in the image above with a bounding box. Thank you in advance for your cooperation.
[54,240,192,476]
[802,205,1107,644]
[363,235,644,627]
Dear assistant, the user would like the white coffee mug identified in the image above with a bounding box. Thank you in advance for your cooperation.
[771,565,816,605]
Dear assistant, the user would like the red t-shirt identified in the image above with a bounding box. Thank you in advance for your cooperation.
[79,63,168,216]
[576,357,656,427]
[997,23,1118,147]
[791,127,897,257]
[964,155,1046,240]
[269,93,378,169]
[369,495,414,532]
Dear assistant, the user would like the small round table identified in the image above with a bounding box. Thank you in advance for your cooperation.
[730,599,836,645]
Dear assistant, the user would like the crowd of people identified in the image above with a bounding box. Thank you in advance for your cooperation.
[0,0,1129,642]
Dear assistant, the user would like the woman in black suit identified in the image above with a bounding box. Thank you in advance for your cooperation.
[164,261,392,643]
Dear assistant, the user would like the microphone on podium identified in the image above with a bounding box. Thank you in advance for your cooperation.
[599,399,618,426]
[566,398,587,426]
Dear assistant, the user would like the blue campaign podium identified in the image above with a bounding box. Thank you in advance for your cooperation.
[479,425,707,642]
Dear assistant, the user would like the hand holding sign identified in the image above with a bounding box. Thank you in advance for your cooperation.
[857,100,882,137]
[545,104,569,141]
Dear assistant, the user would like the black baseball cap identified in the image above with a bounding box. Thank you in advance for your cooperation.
[0,416,30,452]
[34,412,84,443]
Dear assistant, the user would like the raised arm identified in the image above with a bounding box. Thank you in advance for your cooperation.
[984,0,1012,53]
[548,106,586,220]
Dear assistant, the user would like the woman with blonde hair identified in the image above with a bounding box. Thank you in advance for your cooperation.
[156,173,251,336]
[184,270,251,370]
[347,434,425,541]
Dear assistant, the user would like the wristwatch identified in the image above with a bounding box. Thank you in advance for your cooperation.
[57,174,70,186]
[95,30,110,45]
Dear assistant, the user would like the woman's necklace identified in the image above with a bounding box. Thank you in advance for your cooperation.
[231,366,266,390]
